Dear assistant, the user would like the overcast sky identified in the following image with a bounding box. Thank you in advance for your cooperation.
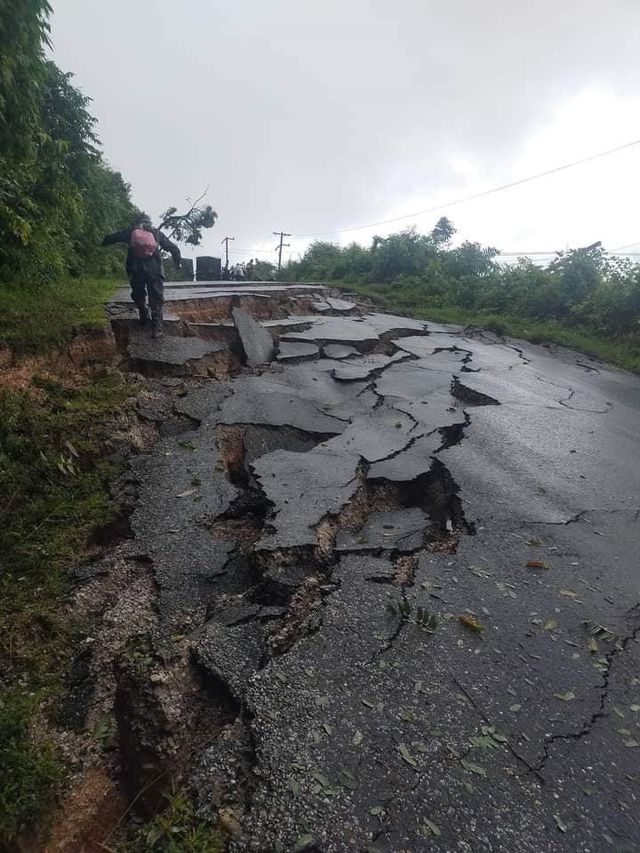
[50,0,640,265]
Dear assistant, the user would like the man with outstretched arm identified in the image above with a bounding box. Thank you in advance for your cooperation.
[102,215,181,339]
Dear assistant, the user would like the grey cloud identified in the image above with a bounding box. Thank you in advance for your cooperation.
[50,0,640,260]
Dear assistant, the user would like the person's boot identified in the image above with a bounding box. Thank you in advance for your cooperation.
[151,306,164,339]
[136,304,150,326]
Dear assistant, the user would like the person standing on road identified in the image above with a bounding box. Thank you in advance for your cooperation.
[102,215,181,339]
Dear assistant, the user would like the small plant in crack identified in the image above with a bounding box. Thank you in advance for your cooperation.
[387,598,412,620]
[415,606,438,632]
[387,600,437,632]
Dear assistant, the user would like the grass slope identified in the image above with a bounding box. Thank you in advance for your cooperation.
[0,277,129,845]
[0,277,120,355]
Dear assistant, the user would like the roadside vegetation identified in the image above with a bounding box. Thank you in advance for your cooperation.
[283,219,640,372]
[0,337,130,844]
[120,790,225,853]
[0,4,218,845]
[0,2,135,845]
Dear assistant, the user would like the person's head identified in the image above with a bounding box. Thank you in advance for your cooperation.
[135,214,152,230]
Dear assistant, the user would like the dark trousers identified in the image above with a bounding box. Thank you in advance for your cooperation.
[130,273,164,315]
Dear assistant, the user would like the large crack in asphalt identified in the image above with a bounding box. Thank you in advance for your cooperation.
[533,612,640,774]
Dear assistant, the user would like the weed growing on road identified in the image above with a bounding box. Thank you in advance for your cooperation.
[387,599,438,632]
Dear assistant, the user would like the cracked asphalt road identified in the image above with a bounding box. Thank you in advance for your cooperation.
[101,286,640,852]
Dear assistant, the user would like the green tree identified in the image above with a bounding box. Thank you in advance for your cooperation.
[430,216,456,247]
[0,3,138,283]
[0,0,51,266]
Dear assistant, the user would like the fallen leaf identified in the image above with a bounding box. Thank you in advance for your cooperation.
[509,703,522,712]
[176,488,196,498]
[339,769,358,790]
[294,835,315,851]
[218,807,242,837]
[554,813,568,833]
[352,729,363,746]
[559,589,577,598]
[422,819,441,837]
[470,734,501,750]
[623,738,640,748]
[310,769,330,787]
[459,613,484,633]
[399,742,418,768]
[543,619,557,631]
[554,691,576,701]
[460,758,487,777]
[526,560,547,569]
[369,805,385,816]
[630,704,640,713]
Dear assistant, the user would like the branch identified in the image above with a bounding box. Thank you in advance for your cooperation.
[159,187,209,232]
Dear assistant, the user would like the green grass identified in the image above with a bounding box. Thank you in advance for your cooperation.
[348,283,640,373]
[0,691,64,845]
[0,277,130,847]
[120,790,225,852]
[0,276,122,355]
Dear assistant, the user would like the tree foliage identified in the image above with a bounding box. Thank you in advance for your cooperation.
[0,2,137,283]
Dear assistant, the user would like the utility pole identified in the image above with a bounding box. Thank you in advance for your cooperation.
[221,236,235,272]
[273,231,291,274]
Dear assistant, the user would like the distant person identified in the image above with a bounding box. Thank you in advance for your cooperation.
[102,215,181,339]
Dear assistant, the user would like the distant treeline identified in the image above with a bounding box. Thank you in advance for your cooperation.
[283,219,640,341]
[0,1,138,284]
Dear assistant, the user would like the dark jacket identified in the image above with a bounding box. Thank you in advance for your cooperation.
[102,227,181,278]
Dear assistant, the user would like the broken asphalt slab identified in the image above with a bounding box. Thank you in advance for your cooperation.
[232,307,276,367]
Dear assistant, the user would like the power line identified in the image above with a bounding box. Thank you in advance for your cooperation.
[229,247,276,255]
[498,250,558,256]
[611,240,640,252]
[292,137,640,238]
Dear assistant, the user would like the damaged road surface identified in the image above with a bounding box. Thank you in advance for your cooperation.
[69,282,640,852]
